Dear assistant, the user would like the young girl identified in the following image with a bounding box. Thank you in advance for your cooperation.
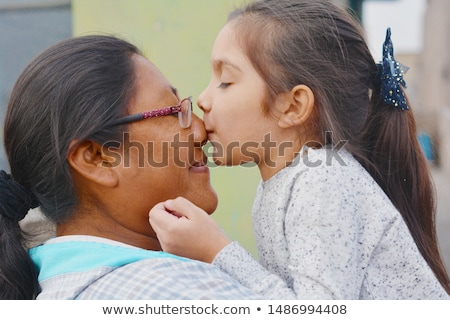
[150,0,450,299]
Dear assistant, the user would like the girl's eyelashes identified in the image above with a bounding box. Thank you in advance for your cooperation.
[218,82,231,89]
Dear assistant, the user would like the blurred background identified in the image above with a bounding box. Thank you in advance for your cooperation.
[0,0,448,271]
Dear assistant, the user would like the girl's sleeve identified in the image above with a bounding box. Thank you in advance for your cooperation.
[212,241,299,299]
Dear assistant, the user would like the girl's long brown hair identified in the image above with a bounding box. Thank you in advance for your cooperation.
[229,0,450,293]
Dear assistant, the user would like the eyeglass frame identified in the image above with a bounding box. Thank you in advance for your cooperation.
[109,96,193,128]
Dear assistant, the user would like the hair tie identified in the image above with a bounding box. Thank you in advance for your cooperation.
[377,28,409,111]
[0,170,39,222]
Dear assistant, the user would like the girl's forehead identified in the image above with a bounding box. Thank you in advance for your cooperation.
[212,23,239,53]
[211,24,250,71]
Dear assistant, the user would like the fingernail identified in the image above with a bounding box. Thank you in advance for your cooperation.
[164,199,173,209]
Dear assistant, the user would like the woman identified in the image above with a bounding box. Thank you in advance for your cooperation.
[0,35,260,299]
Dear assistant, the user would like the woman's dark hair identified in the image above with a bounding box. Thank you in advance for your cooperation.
[228,0,450,292]
[0,35,140,299]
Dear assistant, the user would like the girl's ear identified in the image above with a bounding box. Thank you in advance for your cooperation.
[67,139,119,187]
[277,84,315,129]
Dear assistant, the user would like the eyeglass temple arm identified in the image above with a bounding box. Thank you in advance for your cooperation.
[109,106,180,126]
[109,113,144,126]
[142,106,181,119]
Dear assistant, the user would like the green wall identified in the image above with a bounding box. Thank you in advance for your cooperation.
[72,0,259,256]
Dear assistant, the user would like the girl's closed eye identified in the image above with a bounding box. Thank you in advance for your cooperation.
[218,82,231,89]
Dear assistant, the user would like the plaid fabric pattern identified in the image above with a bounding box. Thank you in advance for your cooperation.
[32,239,260,300]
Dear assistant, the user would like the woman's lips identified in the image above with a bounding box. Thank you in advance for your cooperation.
[189,161,209,173]
[189,154,209,173]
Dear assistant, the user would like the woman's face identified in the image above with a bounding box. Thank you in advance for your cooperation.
[197,22,278,167]
[112,54,217,239]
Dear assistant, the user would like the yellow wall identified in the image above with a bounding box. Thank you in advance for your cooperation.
[72,0,259,256]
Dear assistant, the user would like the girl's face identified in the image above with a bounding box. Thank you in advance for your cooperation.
[198,22,281,169]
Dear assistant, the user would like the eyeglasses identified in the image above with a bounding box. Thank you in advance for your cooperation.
[110,96,193,128]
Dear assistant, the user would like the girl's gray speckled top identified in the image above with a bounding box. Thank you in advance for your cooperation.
[213,147,449,299]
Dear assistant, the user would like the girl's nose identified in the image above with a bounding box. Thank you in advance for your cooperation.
[197,88,211,113]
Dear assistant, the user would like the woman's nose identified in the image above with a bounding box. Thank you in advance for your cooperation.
[189,113,207,145]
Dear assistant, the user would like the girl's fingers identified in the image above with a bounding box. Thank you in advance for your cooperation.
[163,197,208,220]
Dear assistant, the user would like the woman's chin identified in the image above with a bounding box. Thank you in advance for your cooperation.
[197,190,218,215]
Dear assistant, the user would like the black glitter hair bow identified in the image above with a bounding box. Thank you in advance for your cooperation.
[379,28,409,111]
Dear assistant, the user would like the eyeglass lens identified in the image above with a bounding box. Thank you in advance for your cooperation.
[178,99,192,128]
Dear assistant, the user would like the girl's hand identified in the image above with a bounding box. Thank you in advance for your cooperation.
[149,197,231,263]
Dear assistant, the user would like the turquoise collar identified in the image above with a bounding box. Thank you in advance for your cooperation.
[29,240,187,281]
